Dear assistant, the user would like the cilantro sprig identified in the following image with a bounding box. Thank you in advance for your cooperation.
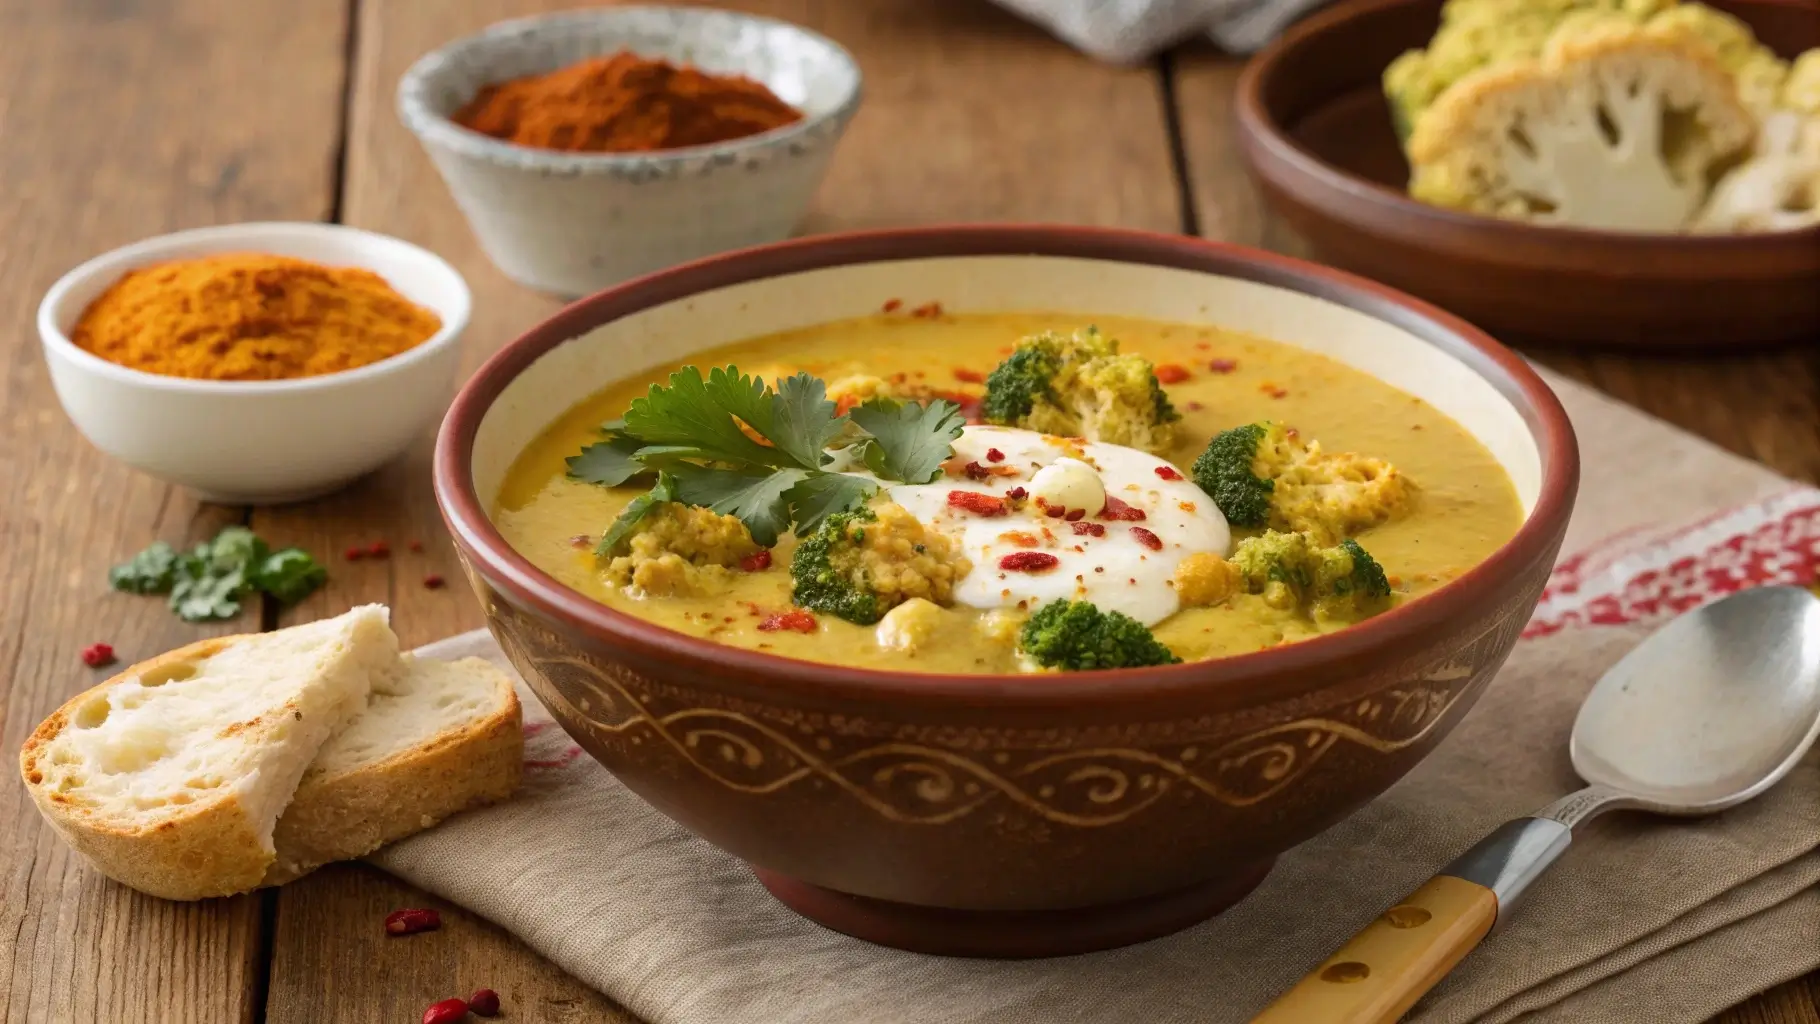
[109,526,328,622]
[572,366,964,553]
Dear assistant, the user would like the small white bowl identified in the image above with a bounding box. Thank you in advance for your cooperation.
[38,222,472,505]
[397,6,862,297]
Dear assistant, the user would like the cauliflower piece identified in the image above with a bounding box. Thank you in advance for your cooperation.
[875,597,946,653]
[1406,15,1756,230]
[1173,552,1242,608]
[981,327,1180,455]
[790,502,973,624]
[1694,50,1820,232]
[605,503,760,597]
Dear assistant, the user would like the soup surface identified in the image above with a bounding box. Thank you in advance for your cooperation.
[494,312,1524,673]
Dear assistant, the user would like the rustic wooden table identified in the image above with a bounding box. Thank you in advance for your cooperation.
[2,1,1816,1021]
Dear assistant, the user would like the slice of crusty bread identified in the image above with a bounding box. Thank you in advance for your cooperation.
[20,605,398,900]
[262,654,522,886]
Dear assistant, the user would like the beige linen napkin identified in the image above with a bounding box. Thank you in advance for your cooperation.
[375,372,1820,1023]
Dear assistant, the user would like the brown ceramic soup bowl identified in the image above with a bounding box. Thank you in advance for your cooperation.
[433,226,1579,958]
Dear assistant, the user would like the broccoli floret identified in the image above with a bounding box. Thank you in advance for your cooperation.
[1190,422,1276,528]
[790,507,886,625]
[1191,422,1411,543]
[980,327,1180,455]
[1230,531,1393,625]
[789,503,971,625]
[1018,600,1181,671]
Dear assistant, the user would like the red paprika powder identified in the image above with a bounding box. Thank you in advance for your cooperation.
[452,51,803,154]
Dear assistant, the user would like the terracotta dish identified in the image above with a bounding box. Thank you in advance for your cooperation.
[434,226,1579,958]
[1236,0,1820,350]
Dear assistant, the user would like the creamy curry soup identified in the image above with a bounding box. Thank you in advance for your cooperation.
[494,312,1523,674]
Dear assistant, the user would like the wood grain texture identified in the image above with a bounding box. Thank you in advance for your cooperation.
[254,1,1185,1020]
[0,1,347,1022]
[1172,48,1818,1024]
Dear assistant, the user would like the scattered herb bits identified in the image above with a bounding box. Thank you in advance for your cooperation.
[109,526,327,622]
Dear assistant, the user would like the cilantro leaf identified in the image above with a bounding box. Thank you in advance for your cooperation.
[669,463,806,547]
[253,548,328,604]
[848,397,966,484]
[597,472,677,557]
[624,367,788,468]
[769,373,847,470]
[205,526,269,574]
[703,366,781,452]
[567,433,648,487]
[169,565,253,622]
[785,473,879,535]
[110,541,179,594]
[599,416,628,433]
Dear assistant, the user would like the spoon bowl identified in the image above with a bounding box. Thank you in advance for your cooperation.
[1571,586,1820,814]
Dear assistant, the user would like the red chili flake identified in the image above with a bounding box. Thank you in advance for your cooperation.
[422,574,446,590]
[409,540,425,553]
[569,534,593,549]
[366,540,390,558]
[1071,521,1106,537]
[758,609,818,633]
[739,550,773,572]
[882,298,903,313]
[999,551,1060,573]
[985,447,1005,463]
[1261,383,1289,399]
[963,461,991,481]
[1130,527,1163,551]
[344,546,365,562]
[1063,508,1086,521]
[468,989,502,1018]
[1006,486,1028,501]
[890,372,908,384]
[998,531,1041,548]
[422,999,469,1024]
[1154,363,1191,384]
[911,301,945,318]
[947,491,1008,517]
[81,643,116,669]
[386,908,442,936]
[1179,500,1198,512]
[953,368,985,384]
[1155,466,1184,481]
[1209,358,1238,373]
[1195,341,1211,350]
[1098,495,1147,521]
[1185,401,1204,412]
[1043,504,1066,519]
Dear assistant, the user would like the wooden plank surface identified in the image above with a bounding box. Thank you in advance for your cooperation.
[1171,49,1820,1024]
[0,2,348,1022]
[257,0,1185,1020]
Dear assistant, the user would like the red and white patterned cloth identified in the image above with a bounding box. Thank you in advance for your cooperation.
[1527,486,1820,640]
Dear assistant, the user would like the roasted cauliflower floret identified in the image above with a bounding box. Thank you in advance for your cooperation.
[789,503,972,625]
[981,326,1180,455]
[605,502,760,597]
[1191,422,1412,545]
[1405,16,1755,230]
[1694,50,1820,232]
[1173,551,1242,608]
[875,597,946,653]
[1230,531,1393,626]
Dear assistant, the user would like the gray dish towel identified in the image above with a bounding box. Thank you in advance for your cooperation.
[371,369,1820,1023]
[986,0,1338,60]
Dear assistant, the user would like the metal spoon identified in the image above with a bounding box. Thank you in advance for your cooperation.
[1253,585,1820,1024]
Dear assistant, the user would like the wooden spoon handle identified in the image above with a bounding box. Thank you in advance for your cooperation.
[1249,875,1495,1024]
[1250,817,1574,1024]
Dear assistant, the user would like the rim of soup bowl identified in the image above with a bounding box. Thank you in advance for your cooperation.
[434,224,1579,709]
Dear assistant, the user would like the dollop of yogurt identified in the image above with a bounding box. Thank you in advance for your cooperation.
[885,425,1230,625]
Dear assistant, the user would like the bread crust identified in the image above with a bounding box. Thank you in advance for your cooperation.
[262,662,524,886]
[19,636,280,901]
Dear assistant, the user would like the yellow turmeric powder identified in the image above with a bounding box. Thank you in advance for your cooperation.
[71,253,442,381]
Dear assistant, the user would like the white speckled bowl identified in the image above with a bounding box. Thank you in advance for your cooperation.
[398,7,863,297]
